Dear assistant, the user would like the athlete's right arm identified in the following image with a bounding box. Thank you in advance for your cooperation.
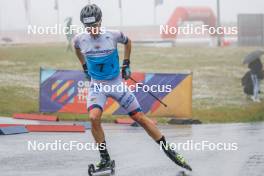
[74,47,85,65]
[73,37,90,80]
[75,47,90,80]
[73,34,85,65]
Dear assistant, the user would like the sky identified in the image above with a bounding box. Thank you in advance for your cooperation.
[0,0,263,31]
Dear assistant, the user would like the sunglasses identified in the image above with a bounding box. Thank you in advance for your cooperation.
[84,20,101,27]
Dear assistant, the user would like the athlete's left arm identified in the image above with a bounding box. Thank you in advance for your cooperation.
[124,38,131,61]
[122,38,132,80]
[115,30,132,79]
[114,30,131,61]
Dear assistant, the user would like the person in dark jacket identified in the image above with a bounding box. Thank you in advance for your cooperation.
[248,58,263,102]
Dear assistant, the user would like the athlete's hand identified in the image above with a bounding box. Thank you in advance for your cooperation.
[122,59,131,80]
[82,63,91,81]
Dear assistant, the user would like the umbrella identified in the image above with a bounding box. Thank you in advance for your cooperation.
[243,50,264,64]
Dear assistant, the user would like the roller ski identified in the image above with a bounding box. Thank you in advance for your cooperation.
[163,144,192,171]
[88,155,115,176]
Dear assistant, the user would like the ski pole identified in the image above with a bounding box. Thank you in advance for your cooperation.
[129,76,168,107]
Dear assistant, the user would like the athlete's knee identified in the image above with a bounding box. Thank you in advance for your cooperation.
[130,112,145,124]
[131,112,156,127]
[90,113,102,131]
[89,106,103,123]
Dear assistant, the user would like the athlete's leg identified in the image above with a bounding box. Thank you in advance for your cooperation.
[87,83,111,168]
[89,108,105,143]
[109,82,162,140]
[87,85,107,144]
[130,111,192,170]
[111,83,192,171]
[130,112,162,141]
[109,81,162,140]
[89,107,112,168]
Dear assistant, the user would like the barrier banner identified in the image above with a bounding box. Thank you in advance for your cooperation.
[40,68,192,117]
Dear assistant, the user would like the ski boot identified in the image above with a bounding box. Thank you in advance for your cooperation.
[164,144,192,171]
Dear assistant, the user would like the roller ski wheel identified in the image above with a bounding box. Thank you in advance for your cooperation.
[88,160,115,176]
[176,171,189,176]
[88,164,95,176]
[110,160,115,174]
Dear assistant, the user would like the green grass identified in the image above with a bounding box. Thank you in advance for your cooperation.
[54,113,169,124]
[0,43,263,123]
[0,86,38,117]
[194,102,264,123]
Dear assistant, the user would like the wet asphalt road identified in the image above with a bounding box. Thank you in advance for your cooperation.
[0,122,264,176]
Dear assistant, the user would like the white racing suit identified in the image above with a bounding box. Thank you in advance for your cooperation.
[73,30,142,115]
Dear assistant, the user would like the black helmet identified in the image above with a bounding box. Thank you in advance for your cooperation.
[80,4,102,26]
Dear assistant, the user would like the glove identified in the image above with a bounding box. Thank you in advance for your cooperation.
[82,63,91,81]
[122,59,131,80]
